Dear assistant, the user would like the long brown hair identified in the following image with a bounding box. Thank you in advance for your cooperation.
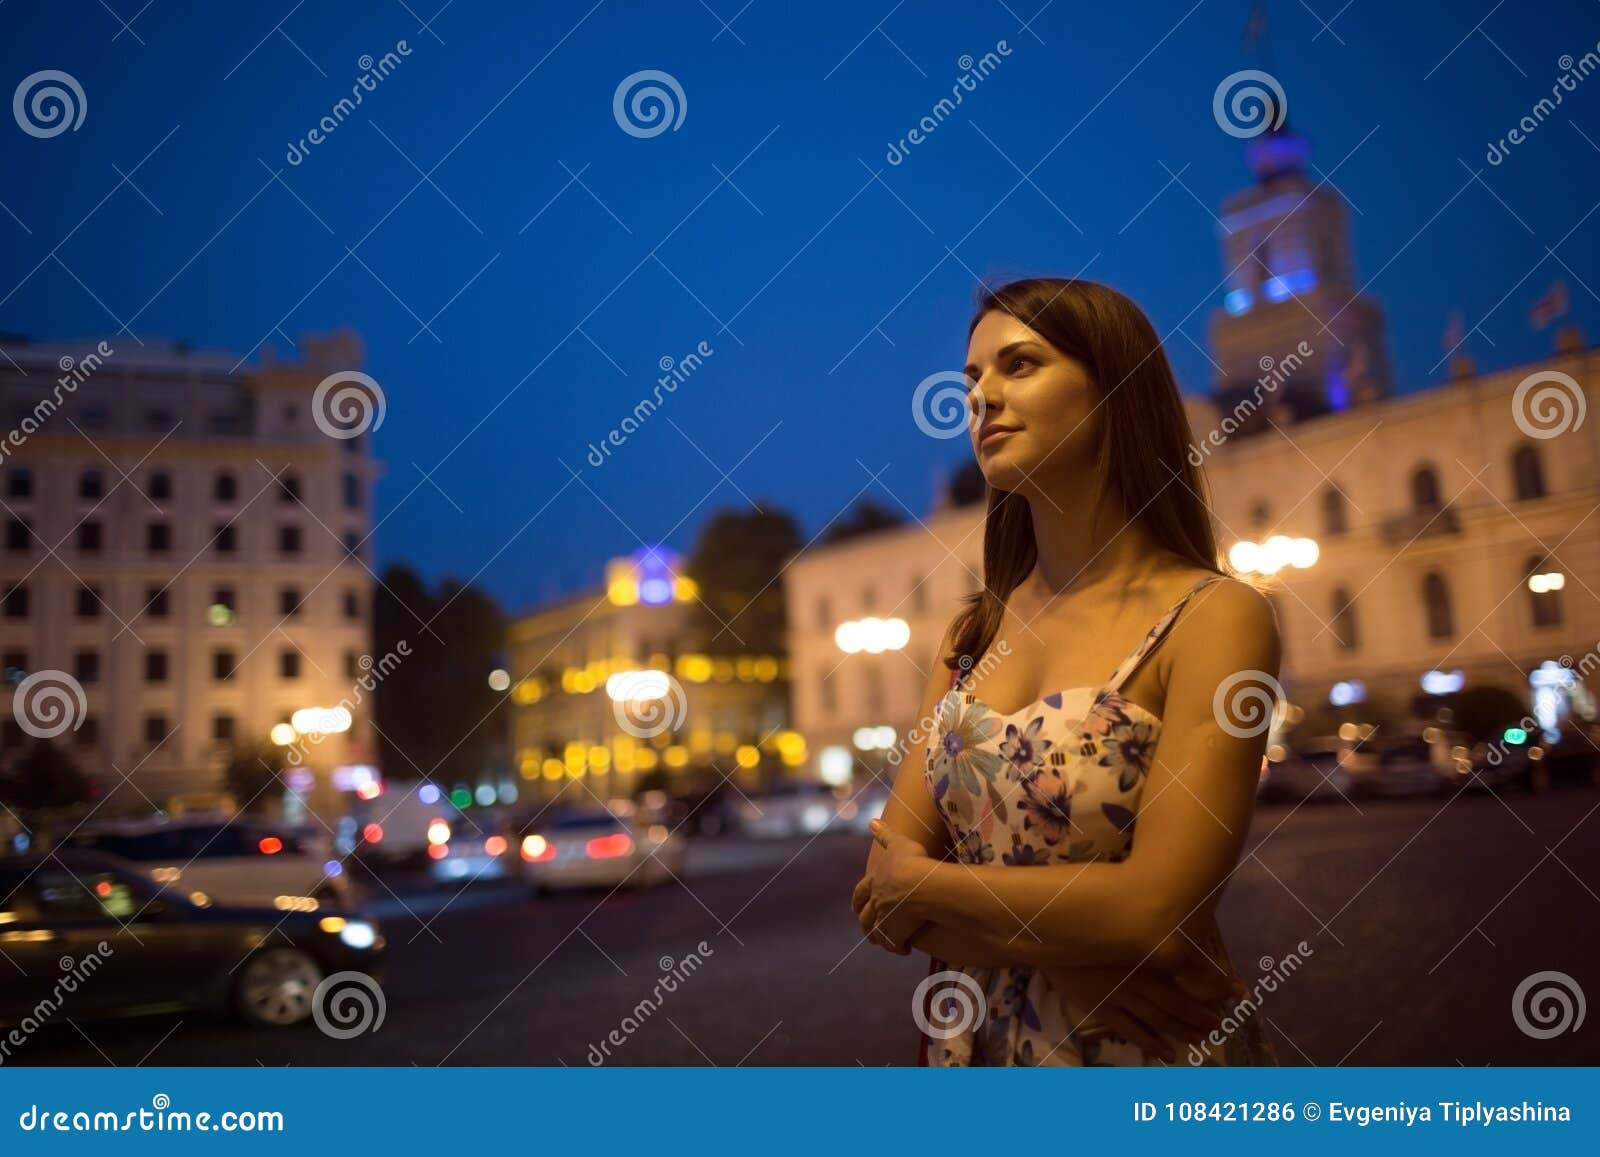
[947,277,1222,672]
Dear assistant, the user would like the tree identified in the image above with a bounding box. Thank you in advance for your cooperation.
[1442,685,1531,742]
[821,499,903,544]
[223,742,287,814]
[0,740,92,812]
[683,506,801,655]
[947,459,987,506]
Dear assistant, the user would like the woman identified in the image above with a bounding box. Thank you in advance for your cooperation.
[851,277,1282,1067]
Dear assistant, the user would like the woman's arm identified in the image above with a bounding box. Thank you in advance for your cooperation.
[867,580,1280,968]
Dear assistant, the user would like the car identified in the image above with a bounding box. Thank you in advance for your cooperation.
[342,780,464,866]
[737,780,850,838]
[62,815,352,910]
[429,826,513,884]
[1257,740,1356,803]
[1448,738,1538,793]
[517,805,686,893]
[0,852,384,1033]
[1347,731,1461,798]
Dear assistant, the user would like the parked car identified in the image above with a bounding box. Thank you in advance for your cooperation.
[1348,731,1462,798]
[0,852,384,1031]
[1257,740,1355,803]
[737,780,850,838]
[63,815,351,910]
[1449,738,1539,793]
[429,827,513,884]
[518,805,687,893]
[342,781,463,866]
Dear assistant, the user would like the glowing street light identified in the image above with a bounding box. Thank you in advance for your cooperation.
[1229,535,1319,575]
[834,617,911,654]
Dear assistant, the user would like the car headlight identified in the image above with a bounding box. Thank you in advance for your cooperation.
[320,916,379,949]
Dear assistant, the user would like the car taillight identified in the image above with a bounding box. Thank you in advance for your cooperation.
[485,835,508,857]
[362,822,384,844]
[585,832,634,859]
[258,836,283,855]
[427,843,448,861]
[521,835,555,862]
[426,819,451,846]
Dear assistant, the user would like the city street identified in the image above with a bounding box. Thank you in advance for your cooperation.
[11,785,1600,1067]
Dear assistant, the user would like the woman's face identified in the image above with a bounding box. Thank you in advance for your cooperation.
[963,309,1100,494]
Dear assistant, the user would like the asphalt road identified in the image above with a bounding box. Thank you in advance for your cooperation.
[12,784,1600,1066]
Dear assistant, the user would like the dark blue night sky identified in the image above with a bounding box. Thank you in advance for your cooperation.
[3,1,1596,611]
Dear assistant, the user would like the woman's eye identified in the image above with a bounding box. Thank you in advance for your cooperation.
[1009,356,1036,374]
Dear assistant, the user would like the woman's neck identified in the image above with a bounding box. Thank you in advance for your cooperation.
[1025,485,1167,596]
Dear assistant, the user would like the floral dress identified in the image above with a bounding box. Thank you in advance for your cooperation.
[920,576,1278,1067]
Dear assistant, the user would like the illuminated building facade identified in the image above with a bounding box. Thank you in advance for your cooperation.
[507,547,800,804]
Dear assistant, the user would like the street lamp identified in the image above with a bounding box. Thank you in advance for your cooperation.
[1229,535,1319,575]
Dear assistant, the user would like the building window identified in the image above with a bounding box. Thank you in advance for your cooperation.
[863,664,884,716]
[1511,444,1546,502]
[278,473,301,504]
[1331,587,1358,650]
[5,517,31,552]
[213,523,237,554]
[910,575,927,615]
[279,650,301,680]
[343,589,361,620]
[214,471,238,502]
[144,586,170,618]
[145,650,169,683]
[212,714,236,744]
[279,587,302,617]
[148,470,172,501]
[1411,464,1441,512]
[212,586,236,614]
[1250,499,1271,529]
[344,650,360,679]
[342,473,362,510]
[75,585,101,619]
[147,522,172,553]
[143,408,176,432]
[819,670,836,715]
[816,596,831,630]
[2,650,27,679]
[212,650,236,682]
[143,714,169,746]
[1422,571,1453,640]
[79,468,104,499]
[76,716,98,747]
[278,526,301,555]
[342,530,361,559]
[74,650,99,684]
[5,467,32,499]
[79,404,110,430]
[1322,486,1348,536]
[78,520,103,553]
[1526,555,1564,628]
[2,583,28,618]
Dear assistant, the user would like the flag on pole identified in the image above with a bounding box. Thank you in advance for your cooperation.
[1530,281,1569,330]
[1442,309,1465,353]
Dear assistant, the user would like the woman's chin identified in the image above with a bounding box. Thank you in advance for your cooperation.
[977,456,1030,493]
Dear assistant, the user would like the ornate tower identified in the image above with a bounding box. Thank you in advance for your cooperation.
[1206,123,1393,427]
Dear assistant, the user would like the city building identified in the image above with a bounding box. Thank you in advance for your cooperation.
[0,330,381,812]
[784,124,1599,782]
[507,546,799,805]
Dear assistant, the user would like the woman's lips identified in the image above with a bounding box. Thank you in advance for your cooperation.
[978,426,1019,449]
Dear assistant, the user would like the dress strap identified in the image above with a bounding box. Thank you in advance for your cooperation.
[1102,575,1226,696]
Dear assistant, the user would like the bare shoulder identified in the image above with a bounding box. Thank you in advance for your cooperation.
[1168,575,1281,677]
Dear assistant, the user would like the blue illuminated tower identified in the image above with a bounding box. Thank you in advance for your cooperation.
[1206,120,1393,425]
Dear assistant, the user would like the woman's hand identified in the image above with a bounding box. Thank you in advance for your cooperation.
[851,819,936,952]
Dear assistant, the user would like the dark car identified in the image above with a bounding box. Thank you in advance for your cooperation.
[0,852,385,1034]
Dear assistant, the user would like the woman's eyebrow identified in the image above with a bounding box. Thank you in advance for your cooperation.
[964,340,1040,378]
